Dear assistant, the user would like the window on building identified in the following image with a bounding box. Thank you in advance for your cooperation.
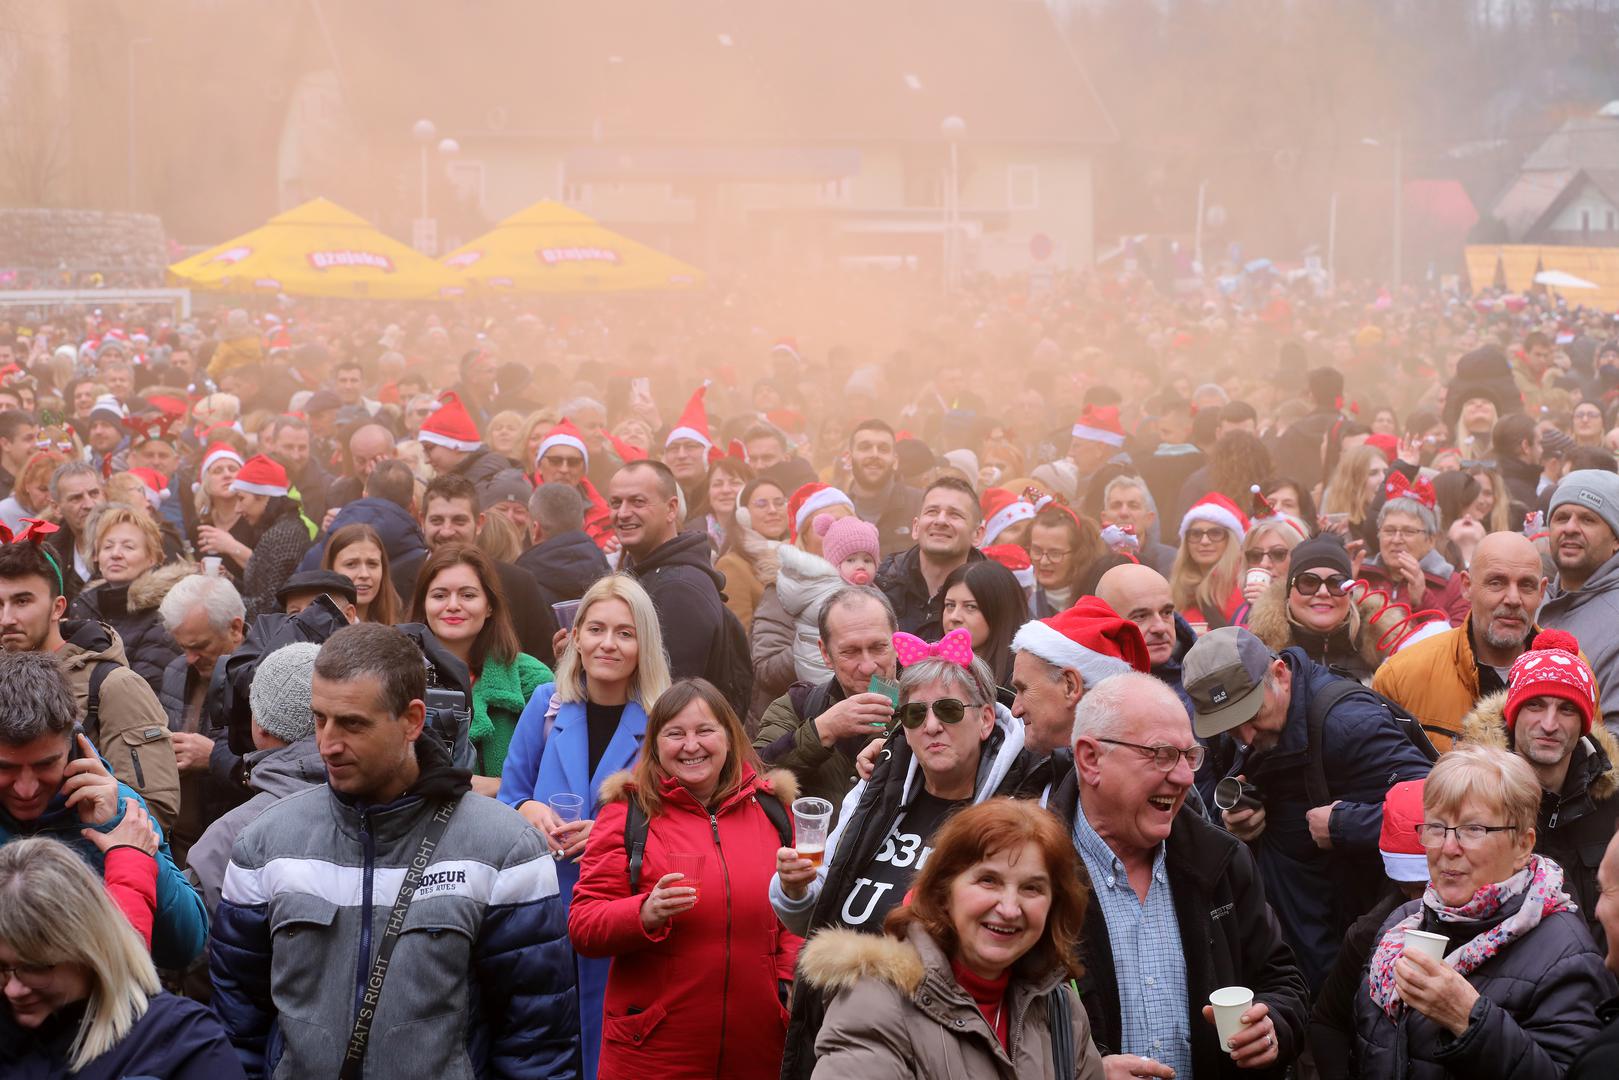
[1581,209,1591,235]
[562,181,591,207]
[816,177,853,205]
[446,161,486,210]
[1007,165,1039,211]
[1607,209,1616,231]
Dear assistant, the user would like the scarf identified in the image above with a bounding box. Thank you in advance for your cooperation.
[1367,854,1573,1019]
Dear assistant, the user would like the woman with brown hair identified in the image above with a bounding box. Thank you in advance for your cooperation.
[320,523,399,624]
[569,678,801,1080]
[801,798,1103,1079]
[410,543,553,795]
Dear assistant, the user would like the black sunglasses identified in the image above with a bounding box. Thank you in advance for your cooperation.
[1292,571,1352,597]
[896,698,970,729]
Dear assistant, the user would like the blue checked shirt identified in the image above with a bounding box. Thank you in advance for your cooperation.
[1074,804,1192,1076]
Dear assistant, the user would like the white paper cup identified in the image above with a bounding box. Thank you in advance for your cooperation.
[1245,567,1273,590]
[1209,986,1254,1051]
[1403,928,1448,962]
[202,556,222,578]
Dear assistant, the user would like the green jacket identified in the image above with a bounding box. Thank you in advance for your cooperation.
[471,652,553,779]
[751,678,878,808]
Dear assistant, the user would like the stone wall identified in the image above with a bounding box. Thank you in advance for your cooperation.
[0,209,167,281]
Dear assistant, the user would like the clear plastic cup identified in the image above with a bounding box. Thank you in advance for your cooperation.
[792,797,835,866]
[548,792,585,823]
[667,851,707,901]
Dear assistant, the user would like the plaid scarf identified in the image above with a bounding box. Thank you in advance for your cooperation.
[1367,854,1572,1019]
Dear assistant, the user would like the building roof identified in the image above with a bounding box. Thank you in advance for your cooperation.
[1488,115,1619,239]
[327,0,1116,146]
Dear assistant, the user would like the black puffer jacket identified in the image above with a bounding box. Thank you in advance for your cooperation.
[515,528,611,614]
[1352,897,1615,1079]
[875,543,984,640]
[68,562,190,696]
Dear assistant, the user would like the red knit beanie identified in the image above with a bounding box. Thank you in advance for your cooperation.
[1504,629,1596,735]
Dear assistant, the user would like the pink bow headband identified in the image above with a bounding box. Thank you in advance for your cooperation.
[892,627,975,668]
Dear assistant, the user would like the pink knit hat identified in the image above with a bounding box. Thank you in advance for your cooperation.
[816,514,879,568]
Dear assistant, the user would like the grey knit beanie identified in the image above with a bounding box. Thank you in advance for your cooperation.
[249,641,321,745]
[1550,469,1619,542]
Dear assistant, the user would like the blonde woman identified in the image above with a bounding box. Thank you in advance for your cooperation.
[70,503,188,693]
[0,837,245,1078]
[496,572,671,1080]
[1172,494,1248,633]
[1321,445,1389,542]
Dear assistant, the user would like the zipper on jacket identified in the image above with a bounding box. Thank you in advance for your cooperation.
[130,746,145,789]
[710,809,732,1080]
[354,809,376,1021]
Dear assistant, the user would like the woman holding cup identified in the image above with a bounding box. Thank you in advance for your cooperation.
[499,572,671,1080]
[1352,744,1611,1079]
[570,678,802,1080]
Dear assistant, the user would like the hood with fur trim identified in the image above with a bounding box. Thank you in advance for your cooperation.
[1460,690,1619,802]
[126,560,196,611]
[1247,577,1382,672]
[598,765,799,809]
[798,927,926,996]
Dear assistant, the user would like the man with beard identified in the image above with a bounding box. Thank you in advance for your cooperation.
[846,419,920,557]
[875,477,984,639]
[1540,470,1619,732]
[1374,532,1553,749]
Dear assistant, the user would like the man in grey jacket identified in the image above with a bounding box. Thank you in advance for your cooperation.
[186,642,323,915]
[210,623,580,1080]
[1539,470,1619,733]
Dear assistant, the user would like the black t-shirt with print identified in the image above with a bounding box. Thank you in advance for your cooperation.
[832,790,965,930]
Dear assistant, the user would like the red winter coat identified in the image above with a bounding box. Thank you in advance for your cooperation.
[569,766,803,1080]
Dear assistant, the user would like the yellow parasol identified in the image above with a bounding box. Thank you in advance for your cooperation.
[167,198,464,300]
[441,201,705,292]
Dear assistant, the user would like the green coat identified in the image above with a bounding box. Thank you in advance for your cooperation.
[751,679,878,809]
[472,652,553,779]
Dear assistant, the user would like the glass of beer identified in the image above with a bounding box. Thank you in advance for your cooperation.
[792,798,835,867]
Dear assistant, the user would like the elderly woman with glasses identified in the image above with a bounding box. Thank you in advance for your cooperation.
[771,632,1027,1080]
[1352,744,1614,1079]
[1358,488,1470,625]
[1248,536,1387,683]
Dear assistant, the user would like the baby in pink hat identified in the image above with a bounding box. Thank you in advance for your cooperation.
[816,514,881,587]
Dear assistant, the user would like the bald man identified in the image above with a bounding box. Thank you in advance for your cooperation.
[1373,531,1554,748]
[1097,562,1199,720]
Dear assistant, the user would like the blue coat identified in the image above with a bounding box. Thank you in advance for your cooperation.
[498,682,649,1080]
[1207,648,1433,992]
[0,760,207,971]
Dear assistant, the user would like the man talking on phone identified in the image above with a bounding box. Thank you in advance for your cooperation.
[0,650,206,969]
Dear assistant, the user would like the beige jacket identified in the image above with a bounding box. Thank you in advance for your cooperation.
[56,621,179,828]
[801,924,1104,1080]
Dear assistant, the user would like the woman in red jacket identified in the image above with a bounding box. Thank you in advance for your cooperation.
[570,677,802,1079]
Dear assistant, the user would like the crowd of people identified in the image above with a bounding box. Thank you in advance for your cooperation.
[4,276,1619,1078]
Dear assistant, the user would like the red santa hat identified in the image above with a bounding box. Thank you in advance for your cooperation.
[665,385,713,451]
[1179,492,1250,540]
[200,443,244,476]
[126,468,170,511]
[788,481,855,542]
[770,337,802,363]
[536,418,590,467]
[417,391,484,453]
[1070,405,1126,448]
[1378,779,1429,884]
[229,454,290,498]
[981,488,1036,547]
[1012,596,1152,688]
[984,543,1035,589]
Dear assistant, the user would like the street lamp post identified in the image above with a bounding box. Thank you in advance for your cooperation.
[941,115,966,292]
[410,121,458,254]
[413,118,437,221]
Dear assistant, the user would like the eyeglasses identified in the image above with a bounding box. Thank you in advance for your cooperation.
[1378,526,1429,541]
[1029,547,1072,565]
[1096,738,1206,772]
[895,698,973,728]
[1186,527,1227,544]
[1245,546,1290,567]
[1292,571,1352,597]
[0,961,56,986]
[540,454,585,469]
[1416,822,1518,848]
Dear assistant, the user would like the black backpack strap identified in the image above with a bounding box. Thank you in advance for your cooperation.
[757,790,794,847]
[83,660,117,737]
[1048,984,1075,1080]
[1304,679,1362,807]
[625,798,650,894]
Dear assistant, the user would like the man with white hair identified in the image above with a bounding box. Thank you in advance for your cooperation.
[560,395,622,489]
[1101,474,1176,575]
[1050,672,1309,1078]
[157,573,246,862]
